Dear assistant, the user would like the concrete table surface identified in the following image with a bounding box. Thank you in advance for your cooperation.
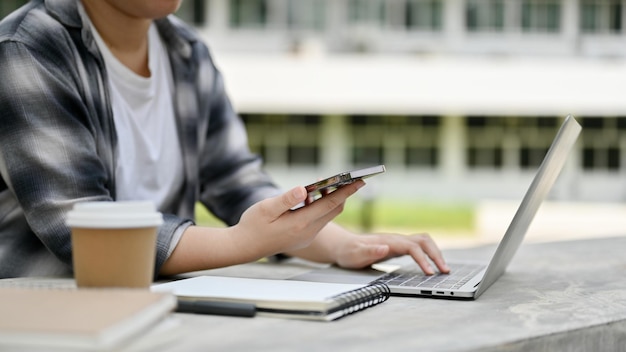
[166,235,626,352]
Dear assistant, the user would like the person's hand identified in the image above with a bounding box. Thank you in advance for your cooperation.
[333,232,450,275]
[230,180,365,259]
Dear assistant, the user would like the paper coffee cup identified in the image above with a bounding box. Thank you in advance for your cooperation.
[66,201,163,288]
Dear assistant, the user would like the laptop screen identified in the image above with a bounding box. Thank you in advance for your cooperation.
[474,115,581,298]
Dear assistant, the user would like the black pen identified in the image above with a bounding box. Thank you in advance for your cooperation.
[176,300,256,318]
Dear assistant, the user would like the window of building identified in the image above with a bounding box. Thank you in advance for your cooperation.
[465,0,505,32]
[229,0,268,29]
[406,146,438,167]
[521,0,561,33]
[175,0,206,26]
[404,115,440,167]
[406,0,443,31]
[349,115,385,166]
[288,145,319,166]
[466,116,506,169]
[465,116,563,170]
[468,146,503,168]
[581,0,623,33]
[288,0,326,31]
[580,117,622,171]
[241,114,321,167]
[347,0,386,26]
[352,145,385,166]
[519,147,549,168]
[583,147,620,169]
[353,0,443,32]
[517,116,560,169]
[618,117,626,130]
[349,115,441,169]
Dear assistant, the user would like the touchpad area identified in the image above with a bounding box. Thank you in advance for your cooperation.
[289,266,385,285]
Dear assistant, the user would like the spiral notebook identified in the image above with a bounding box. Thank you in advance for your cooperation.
[152,276,390,321]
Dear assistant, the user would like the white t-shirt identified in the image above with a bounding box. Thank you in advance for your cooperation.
[87,18,184,209]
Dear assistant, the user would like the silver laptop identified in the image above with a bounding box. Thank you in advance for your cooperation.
[291,115,582,300]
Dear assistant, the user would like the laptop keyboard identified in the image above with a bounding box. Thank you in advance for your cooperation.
[374,263,484,290]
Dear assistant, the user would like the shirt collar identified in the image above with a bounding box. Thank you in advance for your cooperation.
[45,0,81,28]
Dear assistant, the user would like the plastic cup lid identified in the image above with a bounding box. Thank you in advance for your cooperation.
[66,201,164,229]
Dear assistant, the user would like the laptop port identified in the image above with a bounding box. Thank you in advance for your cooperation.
[420,290,432,295]
[436,291,444,295]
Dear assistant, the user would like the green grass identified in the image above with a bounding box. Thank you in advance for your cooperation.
[195,199,475,236]
[195,204,227,227]
[334,199,474,235]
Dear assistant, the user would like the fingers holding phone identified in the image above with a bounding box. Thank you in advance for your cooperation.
[303,165,385,206]
[235,180,366,256]
[305,180,333,205]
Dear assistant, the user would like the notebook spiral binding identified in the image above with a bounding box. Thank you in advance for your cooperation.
[330,282,391,318]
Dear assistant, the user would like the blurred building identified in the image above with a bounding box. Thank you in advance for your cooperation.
[2,1,624,203]
[175,0,626,203]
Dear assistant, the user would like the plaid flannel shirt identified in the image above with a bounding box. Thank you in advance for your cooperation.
[0,0,280,278]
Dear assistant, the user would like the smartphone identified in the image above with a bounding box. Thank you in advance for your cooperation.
[304,165,386,202]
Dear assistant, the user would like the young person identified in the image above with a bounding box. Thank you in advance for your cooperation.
[0,0,449,279]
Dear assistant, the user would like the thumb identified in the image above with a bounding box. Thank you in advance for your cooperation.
[263,186,307,220]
